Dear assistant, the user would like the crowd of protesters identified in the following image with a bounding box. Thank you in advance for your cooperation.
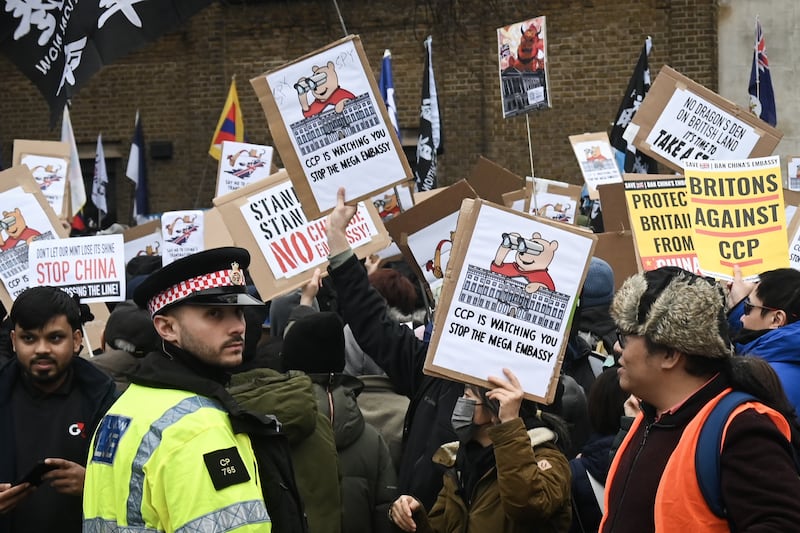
[0,186,798,532]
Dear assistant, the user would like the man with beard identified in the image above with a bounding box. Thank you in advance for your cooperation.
[0,286,116,532]
[83,247,305,532]
[727,265,800,411]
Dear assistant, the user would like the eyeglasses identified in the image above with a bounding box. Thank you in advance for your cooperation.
[743,296,782,316]
[616,329,628,349]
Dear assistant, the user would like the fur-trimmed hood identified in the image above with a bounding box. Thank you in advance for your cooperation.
[611,269,732,358]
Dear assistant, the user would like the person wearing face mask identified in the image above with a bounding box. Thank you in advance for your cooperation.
[387,368,572,533]
[727,265,800,411]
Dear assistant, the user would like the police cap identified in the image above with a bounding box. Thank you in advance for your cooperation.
[133,247,264,316]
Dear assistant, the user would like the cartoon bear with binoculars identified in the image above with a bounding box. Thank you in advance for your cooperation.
[296,61,355,118]
[491,231,558,293]
[0,208,42,251]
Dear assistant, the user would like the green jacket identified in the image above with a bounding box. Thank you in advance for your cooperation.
[229,369,342,533]
[412,418,571,533]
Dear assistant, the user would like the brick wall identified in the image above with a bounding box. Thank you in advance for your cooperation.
[0,0,717,223]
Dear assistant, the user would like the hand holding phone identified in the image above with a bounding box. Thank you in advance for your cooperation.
[15,460,58,487]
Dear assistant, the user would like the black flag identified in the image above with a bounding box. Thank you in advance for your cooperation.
[609,37,659,174]
[1,1,214,125]
[414,36,443,192]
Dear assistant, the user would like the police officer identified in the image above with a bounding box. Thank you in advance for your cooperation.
[83,247,303,532]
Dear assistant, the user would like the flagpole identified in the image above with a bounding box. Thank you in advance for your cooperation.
[331,0,348,37]
[754,16,760,101]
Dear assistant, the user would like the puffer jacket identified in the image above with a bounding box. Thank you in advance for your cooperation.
[309,373,397,533]
[229,369,342,533]
[409,418,571,533]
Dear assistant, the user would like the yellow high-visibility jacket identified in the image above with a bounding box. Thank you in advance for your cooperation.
[83,383,271,532]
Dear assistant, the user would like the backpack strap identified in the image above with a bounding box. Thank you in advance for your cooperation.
[695,391,756,519]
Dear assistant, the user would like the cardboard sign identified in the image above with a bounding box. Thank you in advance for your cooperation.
[787,156,800,192]
[467,156,525,205]
[502,189,527,212]
[569,132,623,198]
[28,235,126,303]
[629,65,782,173]
[529,178,582,225]
[787,208,800,272]
[371,181,415,222]
[13,140,71,219]
[597,181,629,232]
[384,180,478,305]
[213,170,389,302]
[161,210,204,266]
[215,141,275,197]
[251,35,412,220]
[425,199,596,403]
[623,174,700,274]
[684,157,787,281]
[0,166,67,309]
[123,220,162,266]
[497,16,551,118]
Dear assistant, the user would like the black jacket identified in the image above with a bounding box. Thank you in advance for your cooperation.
[0,356,117,533]
[329,253,462,510]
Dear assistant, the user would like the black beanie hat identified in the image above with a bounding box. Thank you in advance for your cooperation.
[281,311,345,374]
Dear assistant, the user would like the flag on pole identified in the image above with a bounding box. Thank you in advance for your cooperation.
[91,133,109,220]
[379,49,401,139]
[61,104,87,215]
[748,18,777,127]
[126,111,149,219]
[414,36,444,192]
[209,79,244,160]
[609,37,659,174]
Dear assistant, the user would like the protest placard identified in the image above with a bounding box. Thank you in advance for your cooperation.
[28,235,125,303]
[787,156,800,192]
[787,209,800,272]
[594,230,639,291]
[213,170,389,302]
[371,181,415,223]
[161,210,204,266]
[425,199,596,403]
[466,156,525,205]
[628,66,782,173]
[123,220,162,266]
[684,156,787,281]
[384,180,478,305]
[623,174,700,274]
[13,140,71,219]
[528,177,582,224]
[497,16,551,118]
[251,35,412,220]
[0,166,66,309]
[569,132,623,198]
[502,188,527,212]
[215,141,275,197]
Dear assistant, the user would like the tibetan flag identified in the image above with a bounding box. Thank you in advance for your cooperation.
[91,133,109,218]
[748,19,777,127]
[61,105,87,215]
[379,49,401,139]
[414,36,443,192]
[609,37,659,174]
[209,79,244,160]
[126,111,149,219]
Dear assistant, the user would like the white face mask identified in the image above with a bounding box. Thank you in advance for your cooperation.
[450,397,479,443]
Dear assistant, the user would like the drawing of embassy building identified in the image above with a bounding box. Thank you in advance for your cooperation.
[291,94,380,155]
[458,265,570,331]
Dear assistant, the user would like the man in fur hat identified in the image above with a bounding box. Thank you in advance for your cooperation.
[599,266,800,532]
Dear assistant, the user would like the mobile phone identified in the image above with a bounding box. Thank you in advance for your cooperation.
[15,460,58,486]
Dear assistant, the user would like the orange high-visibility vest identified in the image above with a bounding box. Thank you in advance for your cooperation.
[600,388,791,533]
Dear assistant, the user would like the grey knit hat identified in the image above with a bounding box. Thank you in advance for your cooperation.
[610,267,732,358]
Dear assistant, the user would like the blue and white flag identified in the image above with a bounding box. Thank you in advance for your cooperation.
[91,133,108,218]
[379,49,401,139]
[126,111,149,219]
[748,19,777,127]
